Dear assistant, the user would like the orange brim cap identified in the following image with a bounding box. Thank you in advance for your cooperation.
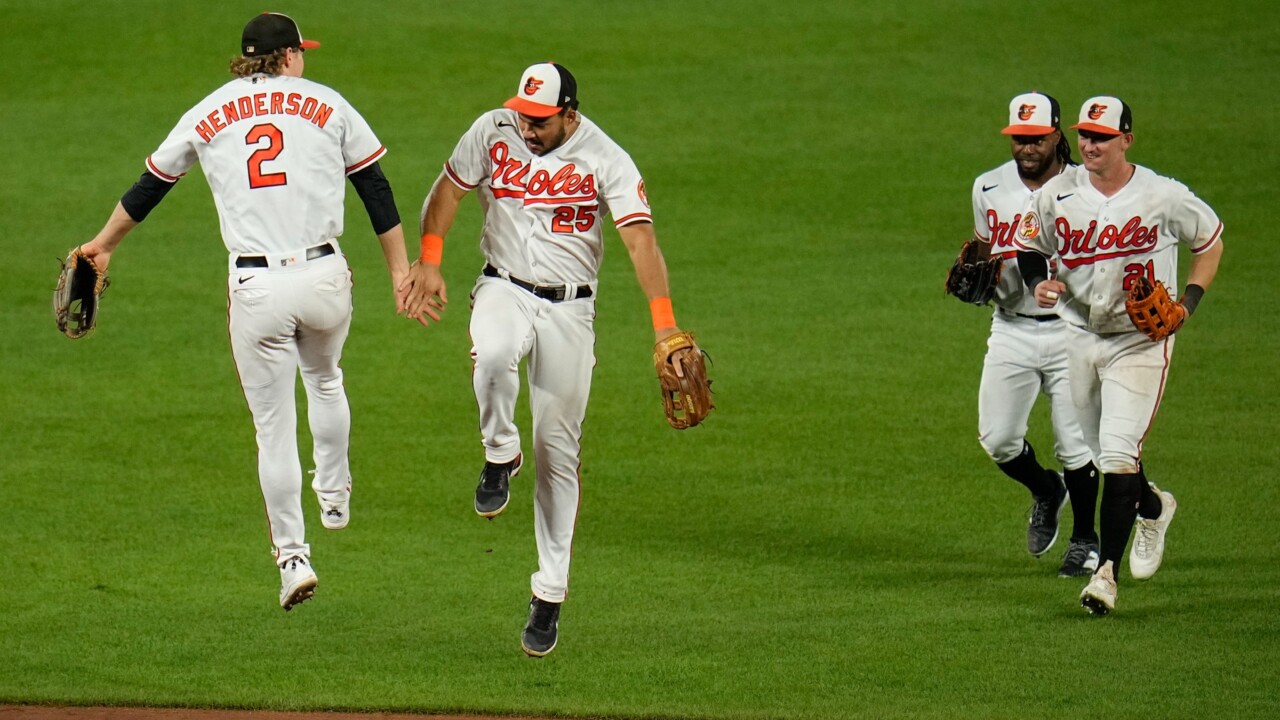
[301,39,321,50]
[1070,122,1123,135]
[503,96,562,118]
[1000,124,1056,136]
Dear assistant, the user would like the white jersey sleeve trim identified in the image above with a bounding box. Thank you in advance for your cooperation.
[614,212,652,228]
[345,146,386,175]
[444,161,479,190]
[146,155,183,183]
[1191,222,1223,254]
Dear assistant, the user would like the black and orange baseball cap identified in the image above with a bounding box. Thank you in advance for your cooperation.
[1001,92,1061,136]
[504,62,579,118]
[242,12,320,57]
[1071,96,1133,136]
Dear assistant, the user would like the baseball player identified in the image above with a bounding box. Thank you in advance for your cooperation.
[1016,96,1224,615]
[968,92,1101,577]
[76,13,423,611]
[403,62,684,656]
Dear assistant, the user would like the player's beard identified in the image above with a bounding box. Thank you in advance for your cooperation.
[1016,153,1055,182]
[527,125,567,156]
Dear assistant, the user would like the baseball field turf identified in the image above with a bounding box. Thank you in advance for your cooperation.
[3,1,1278,718]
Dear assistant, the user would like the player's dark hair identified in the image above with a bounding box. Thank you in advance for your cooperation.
[1055,129,1076,167]
[229,48,290,78]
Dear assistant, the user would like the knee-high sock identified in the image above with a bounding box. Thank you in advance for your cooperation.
[1099,472,1144,567]
[1063,462,1100,543]
[996,442,1056,497]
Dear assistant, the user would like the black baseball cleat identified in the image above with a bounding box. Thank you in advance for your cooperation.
[475,454,522,518]
[521,596,561,657]
[1027,472,1069,557]
[1058,539,1100,577]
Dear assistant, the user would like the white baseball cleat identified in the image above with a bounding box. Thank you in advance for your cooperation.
[1080,560,1117,616]
[279,556,318,611]
[1130,488,1176,580]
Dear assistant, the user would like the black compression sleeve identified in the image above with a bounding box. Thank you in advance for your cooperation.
[1016,251,1050,290]
[348,162,401,235]
[120,171,176,222]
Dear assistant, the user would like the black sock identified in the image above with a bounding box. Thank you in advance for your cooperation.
[996,443,1056,497]
[1099,472,1144,568]
[1063,462,1100,544]
[1141,466,1172,515]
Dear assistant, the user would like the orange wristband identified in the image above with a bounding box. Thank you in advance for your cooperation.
[419,232,444,265]
[650,297,675,330]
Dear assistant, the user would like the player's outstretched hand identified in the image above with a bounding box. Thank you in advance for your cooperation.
[399,261,448,327]
[77,241,113,273]
[1034,279,1066,308]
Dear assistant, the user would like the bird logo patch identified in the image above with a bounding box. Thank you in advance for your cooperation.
[638,179,649,208]
[1019,211,1041,240]
[1018,104,1036,121]
[523,78,544,96]
[1088,103,1108,120]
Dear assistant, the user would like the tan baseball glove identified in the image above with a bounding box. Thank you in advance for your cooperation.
[53,247,110,339]
[653,331,714,429]
[1125,277,1186,341]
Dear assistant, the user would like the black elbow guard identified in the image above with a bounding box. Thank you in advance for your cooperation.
[120,171,176,221]
[348,162,401,235]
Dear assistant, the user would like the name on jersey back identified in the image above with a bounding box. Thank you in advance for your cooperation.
[195,92,333,142]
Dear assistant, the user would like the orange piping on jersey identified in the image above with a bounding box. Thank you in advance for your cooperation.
[146,156,183,183]
[1191,222,1223,254]
[522,195,596,206]
[614,212,652,227]
[345,146,386,174]
[1135,337,1174,461]
[444,162,478,190]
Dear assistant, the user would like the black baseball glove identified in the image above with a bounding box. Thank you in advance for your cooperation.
[53,247,110,339]
[945,240,1002,306]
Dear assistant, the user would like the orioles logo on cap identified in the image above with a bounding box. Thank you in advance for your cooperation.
[1088,103,1108,120]
[1018,104,1036,121]
[523,77,544,96]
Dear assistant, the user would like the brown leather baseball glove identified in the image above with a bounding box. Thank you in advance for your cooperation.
[653,331,713,429]
[1125,277,1186,341]
[53,247,110,339]
[945,239,1002,305]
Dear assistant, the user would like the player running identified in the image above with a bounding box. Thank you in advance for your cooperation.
[959,92,1101,576]
[1016,96,1224,615]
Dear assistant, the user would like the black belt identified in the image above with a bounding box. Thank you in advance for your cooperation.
[1002,308,1060,322]
[235,242,335,269]
[483,264,592,302]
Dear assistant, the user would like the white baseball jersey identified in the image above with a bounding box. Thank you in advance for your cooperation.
[443,109,651,284]
[147,74,386,256]
[1016,164,1222,333]
[972,161,1058,316]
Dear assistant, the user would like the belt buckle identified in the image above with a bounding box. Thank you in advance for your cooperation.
[546,285,566,302]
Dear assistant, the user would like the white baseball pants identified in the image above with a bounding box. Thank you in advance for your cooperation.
[978,311,1093,470]
[470,277,596,603]
[227,246,352,565]
[1064,324,1174,475]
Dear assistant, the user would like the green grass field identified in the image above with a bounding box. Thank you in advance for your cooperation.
[3,1,1279,718]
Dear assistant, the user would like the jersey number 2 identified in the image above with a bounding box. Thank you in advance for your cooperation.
[551,205,597,234]
[1122,260,1156,291]
[246,123,287,189]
